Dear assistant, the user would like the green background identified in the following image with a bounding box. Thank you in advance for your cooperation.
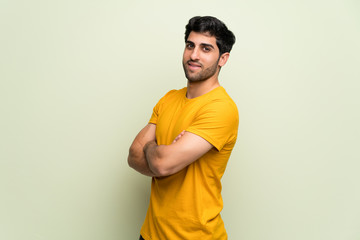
[1,0,359,239]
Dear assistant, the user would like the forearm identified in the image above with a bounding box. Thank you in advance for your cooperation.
[127,124,157,177]
[143,131,213,177]
[144,140,178,177]
[143,140,164,176]
[128,140,156,177]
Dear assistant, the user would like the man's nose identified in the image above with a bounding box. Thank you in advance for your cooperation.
[190,48,200,61]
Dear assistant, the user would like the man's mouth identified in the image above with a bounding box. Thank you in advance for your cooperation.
[187,61,202,70]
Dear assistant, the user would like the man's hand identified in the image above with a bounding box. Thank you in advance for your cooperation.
[172,130,185,143]
[144,131,213,177]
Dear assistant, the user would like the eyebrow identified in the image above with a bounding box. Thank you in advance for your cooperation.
[186,40,215,49]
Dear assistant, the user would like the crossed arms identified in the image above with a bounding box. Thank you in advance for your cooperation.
[127,123,213,177]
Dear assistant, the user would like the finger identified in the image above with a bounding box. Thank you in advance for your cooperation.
[172,130,185,143]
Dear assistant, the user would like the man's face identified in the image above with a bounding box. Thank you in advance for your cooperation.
[182,31,221,82]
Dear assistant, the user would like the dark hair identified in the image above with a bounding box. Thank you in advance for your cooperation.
[184,16,236,55]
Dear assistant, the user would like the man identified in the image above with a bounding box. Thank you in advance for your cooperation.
[128,16,238,240]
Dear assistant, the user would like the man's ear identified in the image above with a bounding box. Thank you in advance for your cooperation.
[218,52,230,67]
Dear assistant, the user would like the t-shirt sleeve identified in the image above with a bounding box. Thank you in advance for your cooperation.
[149,103,159,125]
[149,90,176,125]
[186,100,239,151]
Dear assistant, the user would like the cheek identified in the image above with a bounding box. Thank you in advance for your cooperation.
[183,50,190,59]
[183,54,191,64]
[211,55,220,65]
[202,56,215,66]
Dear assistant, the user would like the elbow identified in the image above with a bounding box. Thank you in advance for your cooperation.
[127,155,134,169]
[127,145,138,169]
[147,145,181,177]
[150,167,171,177]
[148,157,172,177]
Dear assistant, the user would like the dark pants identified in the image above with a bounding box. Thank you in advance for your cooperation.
[139,235,144,240]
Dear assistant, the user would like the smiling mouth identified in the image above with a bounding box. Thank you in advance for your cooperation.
[187,61,202,69]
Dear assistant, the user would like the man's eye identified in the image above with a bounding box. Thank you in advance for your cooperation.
[203,47,210,52]
[186,44,194,49]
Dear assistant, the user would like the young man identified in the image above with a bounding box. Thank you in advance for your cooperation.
[128,16,238,240]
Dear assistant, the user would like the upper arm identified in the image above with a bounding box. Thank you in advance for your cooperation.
[149,131,213,176]
[186,100,239,151]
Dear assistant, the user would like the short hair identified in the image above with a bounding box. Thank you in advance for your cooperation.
[184,16,236,55]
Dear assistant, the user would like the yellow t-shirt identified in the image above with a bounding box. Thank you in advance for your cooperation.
[140,86,239,240]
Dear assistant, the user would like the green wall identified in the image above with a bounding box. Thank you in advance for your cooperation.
[1,0,359,239]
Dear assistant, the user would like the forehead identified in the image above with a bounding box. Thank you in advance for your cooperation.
[187,32,218,48]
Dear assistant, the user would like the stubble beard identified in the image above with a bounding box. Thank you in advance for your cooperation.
[182,60,219,82]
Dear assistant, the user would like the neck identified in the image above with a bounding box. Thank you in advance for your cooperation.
[186,77,220,99]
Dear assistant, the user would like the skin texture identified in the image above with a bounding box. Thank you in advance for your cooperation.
[143,130,213,176]
[127,124,157,177]
[128,31,230,177]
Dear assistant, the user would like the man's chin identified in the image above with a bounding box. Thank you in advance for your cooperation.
[187,77,206,83]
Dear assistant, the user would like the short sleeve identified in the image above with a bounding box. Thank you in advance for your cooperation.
[186,100,239,151]
[149,90,177,125]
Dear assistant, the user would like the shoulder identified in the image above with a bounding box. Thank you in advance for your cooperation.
[158,87,186,102]
[204,87,238,116]
[192,87,239,126]
[186,88,239,150]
